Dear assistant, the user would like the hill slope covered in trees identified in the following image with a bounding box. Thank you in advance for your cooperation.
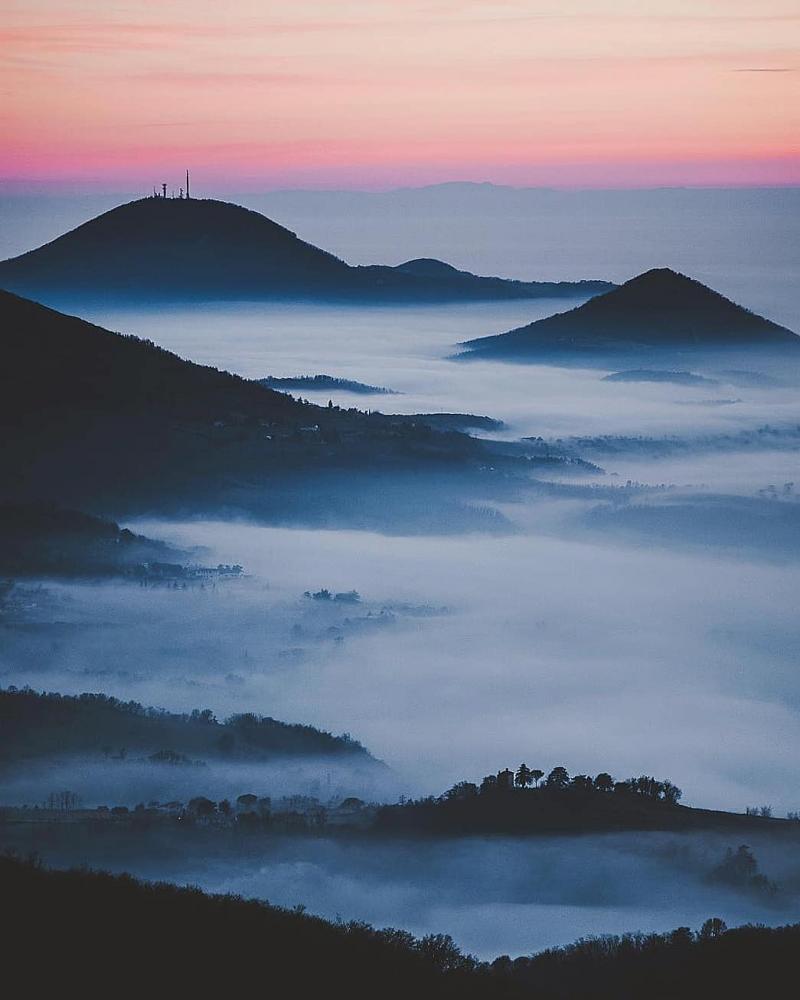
[0,687,375,767]
[0,289,520,528]
[3,856,799,999]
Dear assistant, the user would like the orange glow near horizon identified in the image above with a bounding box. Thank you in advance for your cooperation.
[1,1,799,189]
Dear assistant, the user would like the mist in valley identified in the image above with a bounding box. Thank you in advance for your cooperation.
[2,186,800,961]
[5,823,799,961]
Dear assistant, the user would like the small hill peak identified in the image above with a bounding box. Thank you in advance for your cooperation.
[395,258,462,276]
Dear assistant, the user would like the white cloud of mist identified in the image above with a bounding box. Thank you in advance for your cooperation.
[3,185,800,962]
[4,511,799,815]
[29,830,800,960]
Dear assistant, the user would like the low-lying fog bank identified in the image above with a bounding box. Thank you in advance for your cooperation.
[3,510,798,814]
[72,302,800,445]
[0,755,392,808]
[8,831,799,960]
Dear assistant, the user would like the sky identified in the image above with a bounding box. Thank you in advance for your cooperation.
[1,0,799,190]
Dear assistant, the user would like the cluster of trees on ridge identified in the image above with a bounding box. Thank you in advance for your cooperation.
[446,764,682,804]
[375,764,789,835]
[3,854,799,999]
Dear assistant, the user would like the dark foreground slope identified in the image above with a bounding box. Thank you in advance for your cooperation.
[500,920,800,1000]
[0,505,190,578]
[0,197,612,302]
[461,268,798,358]
[0,290,516,528]
[3,856,799,999]
[0,687,375,767]
[0,856,482,999]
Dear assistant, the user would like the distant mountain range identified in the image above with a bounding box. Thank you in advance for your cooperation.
[460,268,799,358]
[0,197,613,303]
[258,374,398,395]
[602,370,718,386]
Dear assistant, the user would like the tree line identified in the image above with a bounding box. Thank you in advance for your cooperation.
[444,765,682,805]
[4,854,799,999]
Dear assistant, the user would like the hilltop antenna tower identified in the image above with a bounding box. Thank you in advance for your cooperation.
[186,170,190,199]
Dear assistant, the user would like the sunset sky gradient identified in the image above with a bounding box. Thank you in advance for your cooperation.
[2,0,799,190]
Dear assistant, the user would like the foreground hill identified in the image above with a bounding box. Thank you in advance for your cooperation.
[461,268,798,359]
[3,856,799,999]
[0,505,193,578]
[0,290,521,528]
[0,687,374,766]
[0,856,479,998]
[0,197,612,303]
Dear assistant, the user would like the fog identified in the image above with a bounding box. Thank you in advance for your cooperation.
[3,184,800,958]
[154,831,800,958]
[0,755,393,809]
[7,827,800,960]
[4,514,799,814]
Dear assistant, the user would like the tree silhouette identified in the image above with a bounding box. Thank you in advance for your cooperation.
[546,766,570,789]
[699,917,728,940]
[515,763,533,788]
[530,768,544,787]
[594,772,614,792]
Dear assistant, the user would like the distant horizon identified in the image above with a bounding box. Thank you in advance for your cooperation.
[3,178,800,198]
[4,2,798,189]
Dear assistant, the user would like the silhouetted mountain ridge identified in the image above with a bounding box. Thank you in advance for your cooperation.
[461,268,798,357]
[0,197,613,302]
[0,290,523,529]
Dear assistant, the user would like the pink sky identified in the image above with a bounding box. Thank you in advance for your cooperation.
[2,0,799,190]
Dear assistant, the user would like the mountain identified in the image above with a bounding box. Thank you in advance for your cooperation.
[0,197,613,303]
[0,290,519,530]
[0,505,189,578]
[460,268,799,358]
[389,257,609,298]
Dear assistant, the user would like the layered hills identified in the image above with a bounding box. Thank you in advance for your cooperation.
[0,197,612,303]
[0,290,524,529]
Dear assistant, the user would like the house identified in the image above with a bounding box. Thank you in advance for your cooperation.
[497,768,515,791]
